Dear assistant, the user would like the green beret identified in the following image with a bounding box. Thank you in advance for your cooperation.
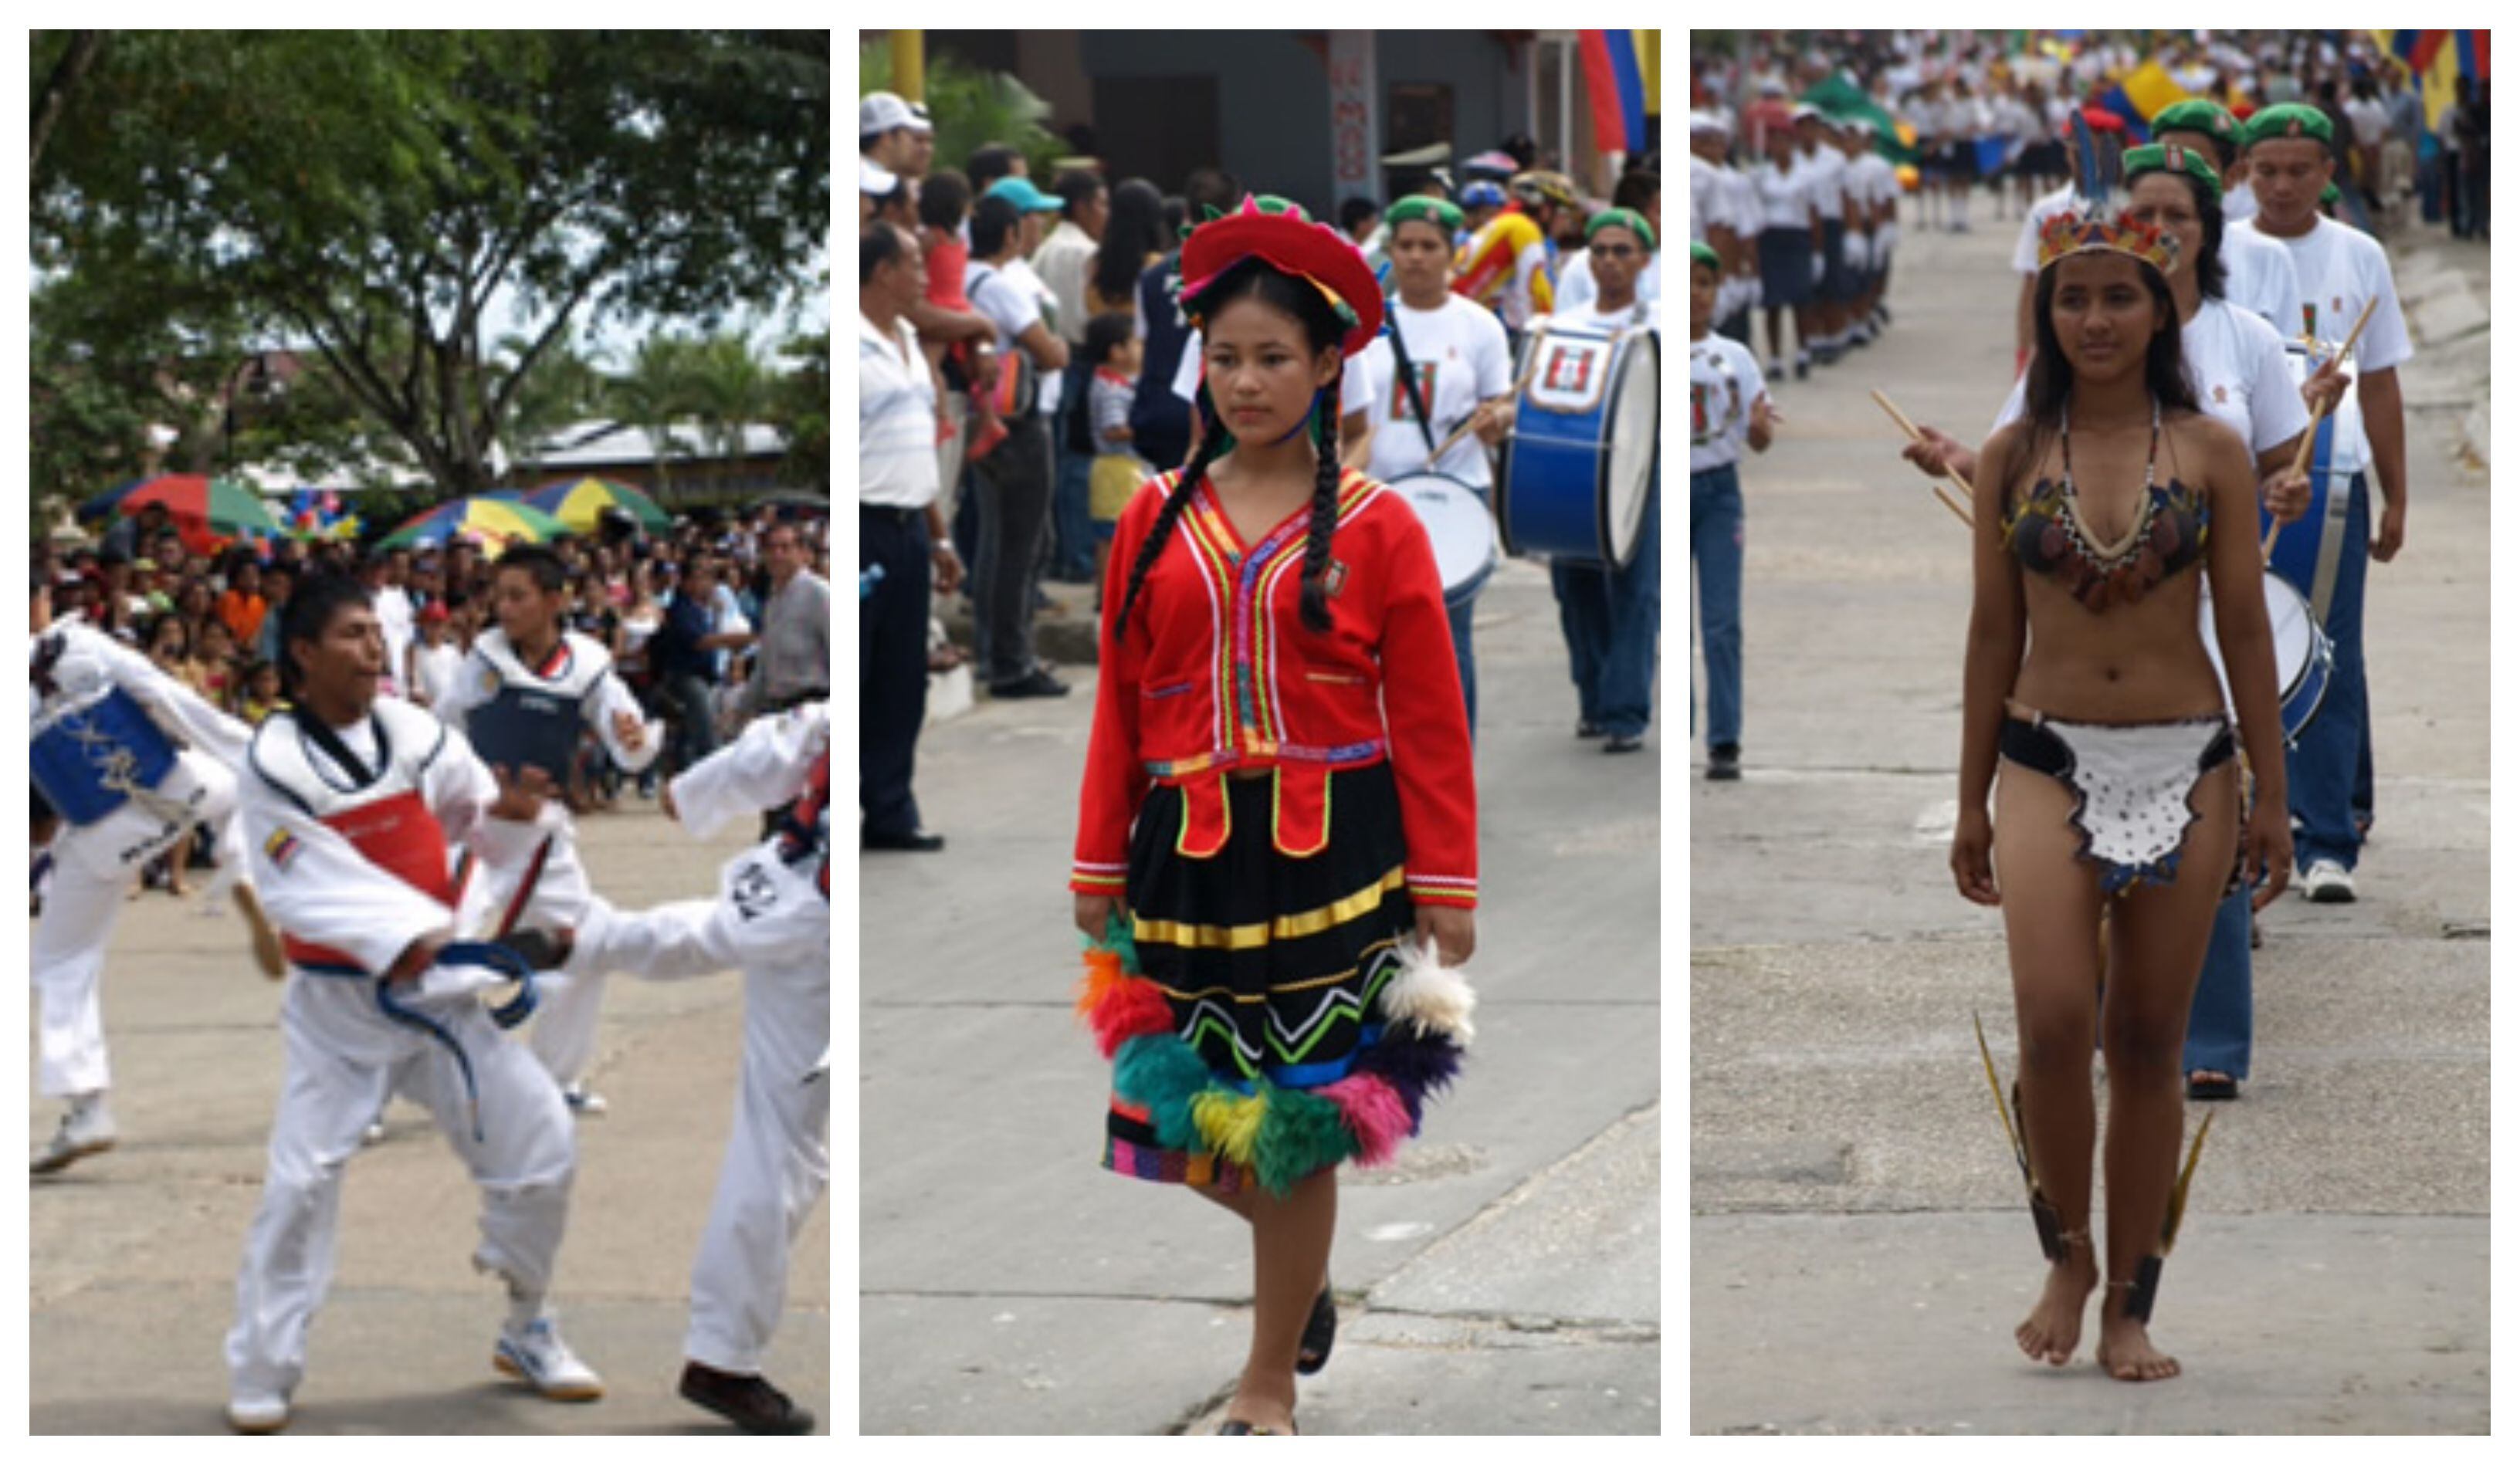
[2243,102,2334,147]
[1586,207,1658,252]
[1688,241,1720,272]
[1384,195,1465,234]
[2122,141,2224,199]
[2149,99,2238,143]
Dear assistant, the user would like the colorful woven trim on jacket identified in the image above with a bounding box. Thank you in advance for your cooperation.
[1074,915,1475,1198]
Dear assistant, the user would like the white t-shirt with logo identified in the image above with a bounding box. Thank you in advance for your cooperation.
[2241,214,2412,473]
[1336,295,1514,487]
[1992,297,2309,458]
[2220,222,2304,335]
[1689,331,1769,474]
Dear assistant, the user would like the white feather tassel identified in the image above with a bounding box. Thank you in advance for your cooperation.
[1380,936,1477,1045]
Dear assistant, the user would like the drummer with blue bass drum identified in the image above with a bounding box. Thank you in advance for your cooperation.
[1337,195,1515,736]
[1541,208,1669,756]
[1675,236,1770,774]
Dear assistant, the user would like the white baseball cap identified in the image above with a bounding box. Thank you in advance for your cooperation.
[860,91,919,137]
[861,157,900,196]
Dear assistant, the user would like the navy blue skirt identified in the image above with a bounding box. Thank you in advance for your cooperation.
[1759,227,1814,307]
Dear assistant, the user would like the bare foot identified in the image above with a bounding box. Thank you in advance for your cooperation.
[1222,1376,1298,1435]
[2014,1249,2098,1367]
[2096,1310,2181,1382]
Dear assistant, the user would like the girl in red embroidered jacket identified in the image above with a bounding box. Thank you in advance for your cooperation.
[1068,198,1477,1436]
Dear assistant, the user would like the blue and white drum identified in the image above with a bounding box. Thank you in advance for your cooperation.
[30,685,180,826]
[1495,324,1659,567]
[2265,340,2364,621]
[1385,472,1499,608]
[2200,572,2335,746]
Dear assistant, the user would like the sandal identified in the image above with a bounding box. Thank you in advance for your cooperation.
[1296,1284,1336,1375]
[2186,1070,2240,1101]
[1218,1419,1298,1435]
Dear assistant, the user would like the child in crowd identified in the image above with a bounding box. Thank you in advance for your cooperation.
[237,659,286,725]
[1082,311,1150,587]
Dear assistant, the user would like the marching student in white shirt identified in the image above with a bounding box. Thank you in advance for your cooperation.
[1558,168,1663,315]
[1684,241,1773,782]
[2237,102,2415,905]
[2149,99,2301,333]
[1335,194,1515,732]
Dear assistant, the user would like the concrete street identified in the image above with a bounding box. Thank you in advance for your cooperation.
[862,557,1662,1433]
[1687,198,2489,1433]
[29,801,828,1435]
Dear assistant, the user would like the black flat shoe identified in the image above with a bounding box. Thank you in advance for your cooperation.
[679,1361,815,1434]
[1218,1419,1296,1435]
[1296,1284,1336,1375]
[1604,732,1644,754]
[862,827,946,852]
[1576,721,1605,739]
[2186,1071,2241,1101]
[990,668,1070,699]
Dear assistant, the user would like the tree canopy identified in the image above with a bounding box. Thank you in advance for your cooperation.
[32,29,830,510]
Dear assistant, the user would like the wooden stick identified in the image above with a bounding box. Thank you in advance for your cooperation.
[2264,293,2381,561]
[1933,483,1973,526]
[1428,326,1548,469]
[1871,387,1979,518]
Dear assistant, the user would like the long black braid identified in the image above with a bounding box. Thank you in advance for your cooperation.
[1111,257,1351,644]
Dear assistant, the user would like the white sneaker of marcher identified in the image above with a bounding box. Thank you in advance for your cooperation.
[2302,860,2356,903]
[495,1315,605,1401]
[32,1095,117,1175]
[227,1389,290,1433]
[562,1084,608,1117]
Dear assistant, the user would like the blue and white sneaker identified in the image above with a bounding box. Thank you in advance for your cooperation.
[493,1315,605,1402]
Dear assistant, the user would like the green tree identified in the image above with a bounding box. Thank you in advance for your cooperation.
[32,30,828,498]
[491,331,605,485]
[684,332,774,472]
[605,334,705,499]
[771,329,830,489]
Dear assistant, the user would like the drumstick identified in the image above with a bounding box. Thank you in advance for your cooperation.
[1871,388,1979,519]
[1932,483,1973,527]
[1428,337,1548,468]
[2264,294,2381,561]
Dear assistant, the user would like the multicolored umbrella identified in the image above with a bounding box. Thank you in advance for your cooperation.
[526,475,671,534]
[378,496,571,550]
[106,474,290,542]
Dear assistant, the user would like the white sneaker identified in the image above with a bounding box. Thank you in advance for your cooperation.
[561,1084,608,1118]
[32,1095,116,1176]
[494,1314,605,1401]
[2302,860,2357,903]
[227,1389,290,1433]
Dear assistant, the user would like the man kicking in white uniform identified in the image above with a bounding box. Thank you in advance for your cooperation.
[223,574,600,1433]
[31,587,283,1174]
[554,700,828,1433]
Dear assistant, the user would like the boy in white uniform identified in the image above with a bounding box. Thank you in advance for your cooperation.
[1334,194,1515,733]
[432,543,659,1111]
[224,575,599,1432]
[1685,240,1774,781]
[554,702,829,1433]
[31,596,281,1174]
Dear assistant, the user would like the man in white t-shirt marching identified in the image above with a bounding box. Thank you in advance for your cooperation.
[2237,102,2414,905]
[1336,194,1516,736]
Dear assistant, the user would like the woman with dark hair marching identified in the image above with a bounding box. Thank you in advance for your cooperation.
[1070,197,1478,1434]
[1952,211,2291,1382]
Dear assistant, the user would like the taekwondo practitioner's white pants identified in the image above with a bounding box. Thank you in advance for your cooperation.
[225,970,576,1398]
[574,843,828,1373]
[32,752,241,1098]
[510,838,608,1088]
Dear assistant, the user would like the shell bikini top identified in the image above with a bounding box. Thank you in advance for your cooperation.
[2003,400,2209,613]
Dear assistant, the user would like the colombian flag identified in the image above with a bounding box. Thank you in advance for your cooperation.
[2095,60,2191,143]
[2375,31,2491,130]
[1579,30,1658,155]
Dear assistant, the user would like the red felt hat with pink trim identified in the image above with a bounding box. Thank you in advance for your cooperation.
[1179,195,1384,357]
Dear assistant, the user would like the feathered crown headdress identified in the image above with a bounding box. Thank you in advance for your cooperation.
[2035,208,2180,279]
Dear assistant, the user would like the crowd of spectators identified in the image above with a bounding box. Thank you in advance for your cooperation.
[39,496,831,889]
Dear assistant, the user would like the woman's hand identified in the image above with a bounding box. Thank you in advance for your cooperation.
[1950,807,2000,906]
[2258,465,2312,524]
[1901,423,1967,482]
[1075,893,1123,942]
[2244,798,2295,910]
[1414,905,1475,966]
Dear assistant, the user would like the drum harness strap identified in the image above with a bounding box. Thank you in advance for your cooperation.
[1381,307,1440,454]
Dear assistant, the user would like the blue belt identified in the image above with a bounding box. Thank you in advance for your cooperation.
[303,941,540,1142]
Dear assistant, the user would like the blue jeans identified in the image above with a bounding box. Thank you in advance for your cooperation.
[1549,475,1662,737]
[1447,593,1478,742]
[2183,887,2254,1080]
[2283,472,2369,871]
[1049,365,1099,580]
[1688,464,1743,749]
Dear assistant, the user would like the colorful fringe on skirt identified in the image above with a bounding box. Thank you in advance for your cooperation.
[1076,764,1476,1198]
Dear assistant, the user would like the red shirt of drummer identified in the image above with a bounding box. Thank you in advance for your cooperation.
[1072,467,1478,909]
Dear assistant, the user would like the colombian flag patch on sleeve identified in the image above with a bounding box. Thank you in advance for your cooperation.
[262,829,301,869]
